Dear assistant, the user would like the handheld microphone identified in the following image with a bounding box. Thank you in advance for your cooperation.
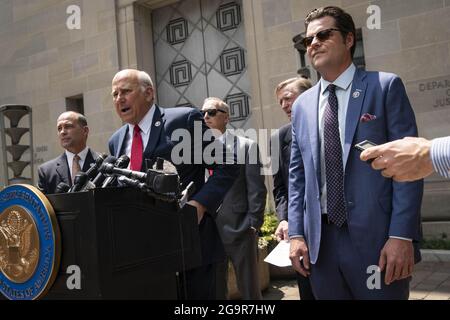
[55,182,70,193]
[117,176,178,203]
[92,156,117,187]
[85,153,108,180]
[101,163,180,195]
[100,163,147,181]
[178,181,195,209]
[69,172,89,192]
[117,175,147,191]
[101,155,130,188]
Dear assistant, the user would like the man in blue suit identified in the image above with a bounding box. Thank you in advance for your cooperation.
[288,6,423,299]
[108,69,238,299]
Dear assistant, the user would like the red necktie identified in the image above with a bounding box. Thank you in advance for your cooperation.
[130,125,143,171]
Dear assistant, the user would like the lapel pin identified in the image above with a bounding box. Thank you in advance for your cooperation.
[352,91,360,98]
[155,121,161,127]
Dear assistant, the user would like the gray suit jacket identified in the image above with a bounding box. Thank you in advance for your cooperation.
[37,148,98,194]
[215,134,267,245]
[272,123,292,222]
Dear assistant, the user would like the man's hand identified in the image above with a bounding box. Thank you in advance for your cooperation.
[275,220,289,242]
[289,237,310,277]
[360,137,433,182]
[187,200,206,224]
[378,238,414,285]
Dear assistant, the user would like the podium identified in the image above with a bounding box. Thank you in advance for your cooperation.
[44,187,201,299]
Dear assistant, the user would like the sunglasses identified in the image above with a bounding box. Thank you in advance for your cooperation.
[301,28,341,48]
[201,109,227,117]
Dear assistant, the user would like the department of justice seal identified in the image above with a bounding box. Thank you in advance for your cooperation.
[0,184,61,300]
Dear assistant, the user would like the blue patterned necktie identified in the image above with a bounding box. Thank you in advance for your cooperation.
[324,84,347,227]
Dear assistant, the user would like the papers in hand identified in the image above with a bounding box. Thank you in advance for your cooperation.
[264,240,302,267]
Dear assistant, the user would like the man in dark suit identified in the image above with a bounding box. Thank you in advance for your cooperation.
[272,77,314,300]
[38,111,98,194]
[202,97,266,300]
[108,69,238,300]
[288,6,423,299]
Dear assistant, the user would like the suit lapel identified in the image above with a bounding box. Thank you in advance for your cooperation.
[344,68,367,168]
[82,148,95,171]
[305,84,321,178]
[56,153,71,185]
[115,126,129,158]
[283,125,292,146]
[143,105,165,160]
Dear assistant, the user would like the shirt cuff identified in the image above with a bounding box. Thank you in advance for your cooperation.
[389,236,412,242]
[289,235,304,240]
[431,137,450,179]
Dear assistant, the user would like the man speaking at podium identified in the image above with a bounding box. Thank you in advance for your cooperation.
[108,69,238,299]
[38,111,98,194]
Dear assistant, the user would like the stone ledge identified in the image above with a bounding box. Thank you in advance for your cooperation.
[420,249,450,262]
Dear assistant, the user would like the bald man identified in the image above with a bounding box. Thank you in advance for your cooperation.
[38,111,98,194]
[108,69,238,299]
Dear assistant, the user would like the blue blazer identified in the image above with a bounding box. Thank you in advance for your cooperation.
[108,105,239,264]
[288,68,423,266]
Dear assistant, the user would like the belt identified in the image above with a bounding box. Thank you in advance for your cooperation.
[321,214,347,226]
[321,214,331,225]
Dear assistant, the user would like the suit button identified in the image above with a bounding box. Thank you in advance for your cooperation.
[347,201,354,207]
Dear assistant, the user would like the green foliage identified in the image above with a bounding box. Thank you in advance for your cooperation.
[421,233,450,250]
[259,210,278,248]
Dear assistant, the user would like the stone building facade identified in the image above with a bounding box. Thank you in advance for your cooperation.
[0,0,449,235]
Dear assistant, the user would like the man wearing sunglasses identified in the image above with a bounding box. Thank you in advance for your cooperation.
[288,6,423,299]
[202,97,266,300]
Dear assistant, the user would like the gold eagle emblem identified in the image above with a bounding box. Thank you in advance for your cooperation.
[0,207,39,283]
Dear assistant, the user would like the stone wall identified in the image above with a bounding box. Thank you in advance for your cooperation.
[0,0,449,226]
[0,0,121,184]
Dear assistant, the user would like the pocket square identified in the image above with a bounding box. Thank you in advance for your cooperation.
[360,113,377,123]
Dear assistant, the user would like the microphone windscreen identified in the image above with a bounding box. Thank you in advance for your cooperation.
[71,172,89,192]
[55,182,70,193]
[86,153,108,179]
[92,156,117,186]
[104,155,118,164]
[115,155,130,169]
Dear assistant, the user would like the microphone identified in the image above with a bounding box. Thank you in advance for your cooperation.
[101,155,130,188]
[85,153,108,180]
[91,156,117,187]
[117,175,178,203]
[55,182,70,193]
[100,163,147,181]
[117,176,194,210]
[100,163,180,195]
[69,172,89,192]
[146,170,180,195]
[117,175,147,191]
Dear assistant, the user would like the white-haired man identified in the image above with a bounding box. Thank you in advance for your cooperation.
[108,69,238,299]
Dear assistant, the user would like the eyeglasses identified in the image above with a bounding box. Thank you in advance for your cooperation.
[301,28,341,48]
[201,109,227,117]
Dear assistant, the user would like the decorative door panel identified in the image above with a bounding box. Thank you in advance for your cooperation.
[152,0,251,129]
